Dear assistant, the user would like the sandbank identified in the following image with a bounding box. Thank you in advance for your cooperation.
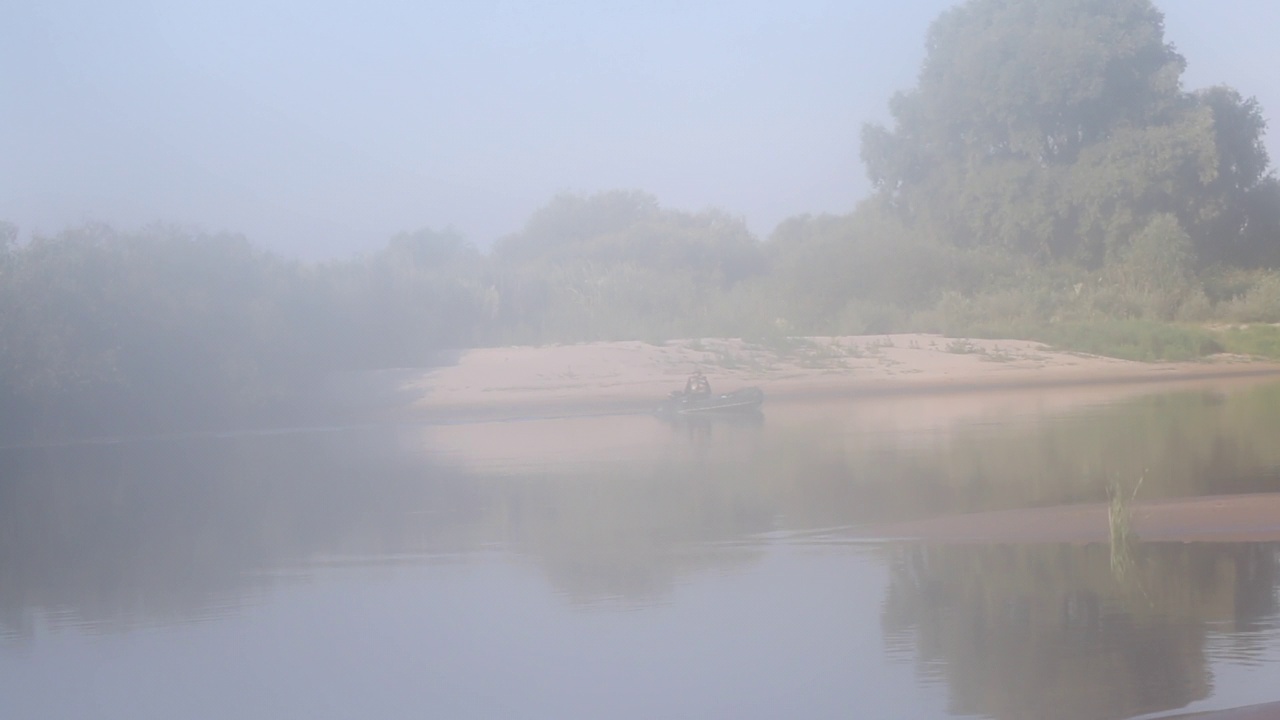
[392,334,1280,422]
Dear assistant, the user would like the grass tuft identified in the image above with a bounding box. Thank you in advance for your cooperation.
[1108,472,1145,581]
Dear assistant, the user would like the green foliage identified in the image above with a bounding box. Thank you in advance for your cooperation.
[1087,214,1200,320]
[1217,325,1280,360]
[0,223,494,441]
[1217,272,1280,322]
[1026,320,1222,362]
[0,225,295,436]
[494,190,660,265]
[861,0,1278,268]
[1194,86,1280,265]
[761,201,989,331]
[477,191,770,344]
[494,190,764,285]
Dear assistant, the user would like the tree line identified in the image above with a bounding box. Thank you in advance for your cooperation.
[5,0,1280,441]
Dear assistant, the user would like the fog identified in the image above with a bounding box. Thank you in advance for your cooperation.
[5,1,1276,258]
[9,3,1280,718]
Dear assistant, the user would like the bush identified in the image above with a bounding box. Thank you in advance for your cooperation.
[1220,272,1280,322]
[1217,325,1280,359]
[1027,320,1222,361]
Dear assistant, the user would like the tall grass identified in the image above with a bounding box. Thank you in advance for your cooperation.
[1030,320,1223,361]
[945,318,1223,362]
[1217,324,1280,360]
[1108,473,1145,581]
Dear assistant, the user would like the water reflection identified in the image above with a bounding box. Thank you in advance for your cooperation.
[3,379,1280,717]
[882,542,1280,720]
[6,381,1280,626]
[0,431,493,638]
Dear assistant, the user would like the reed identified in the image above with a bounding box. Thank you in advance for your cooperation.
[1108,472,1145,580]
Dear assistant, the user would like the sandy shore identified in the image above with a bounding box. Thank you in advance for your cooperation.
[392,334,1280,422]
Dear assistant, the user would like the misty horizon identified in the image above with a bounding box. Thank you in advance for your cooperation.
[8,3,1280,718]
[6,0,1280,260]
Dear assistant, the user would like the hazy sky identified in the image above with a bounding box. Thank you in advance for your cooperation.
[3,1,1279,258]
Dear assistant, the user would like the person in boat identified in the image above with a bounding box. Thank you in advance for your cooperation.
[684,370,712,397]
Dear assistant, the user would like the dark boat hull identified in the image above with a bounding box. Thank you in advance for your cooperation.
[657,387,764,416]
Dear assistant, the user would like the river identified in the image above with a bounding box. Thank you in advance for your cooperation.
[3,379,1280,719]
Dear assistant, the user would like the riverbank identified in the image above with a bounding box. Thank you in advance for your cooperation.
[397,333,1280,422]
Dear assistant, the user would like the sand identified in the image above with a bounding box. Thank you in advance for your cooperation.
[396,333,1280,422]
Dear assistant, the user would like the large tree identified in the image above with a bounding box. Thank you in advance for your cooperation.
[486,191,767,341]
[861,0,1280,267]
[494,190,763,283]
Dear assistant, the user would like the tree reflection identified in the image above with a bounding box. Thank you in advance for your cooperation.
[0,423,779,635]
[881,542,1280,720]
[4,381,1280,639]
[750,382,1280,532]
[0,431,493,638]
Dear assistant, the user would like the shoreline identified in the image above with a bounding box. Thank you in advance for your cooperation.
[11,333,1280,449]
[392,334,1280,423]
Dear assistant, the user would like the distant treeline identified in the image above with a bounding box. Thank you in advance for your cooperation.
[6,0,1280,440]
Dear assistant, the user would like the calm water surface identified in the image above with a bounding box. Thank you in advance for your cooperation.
[4,380,1280,719]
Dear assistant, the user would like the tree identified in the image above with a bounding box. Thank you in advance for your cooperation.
[495,190,763,283]
[487,191,766,341]
[0,221,15,256]
[494,190,662,266]
[383,227,479,272]
[1191,86,1280,265]
[861,0,1279,268]
[766,203,959,325]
